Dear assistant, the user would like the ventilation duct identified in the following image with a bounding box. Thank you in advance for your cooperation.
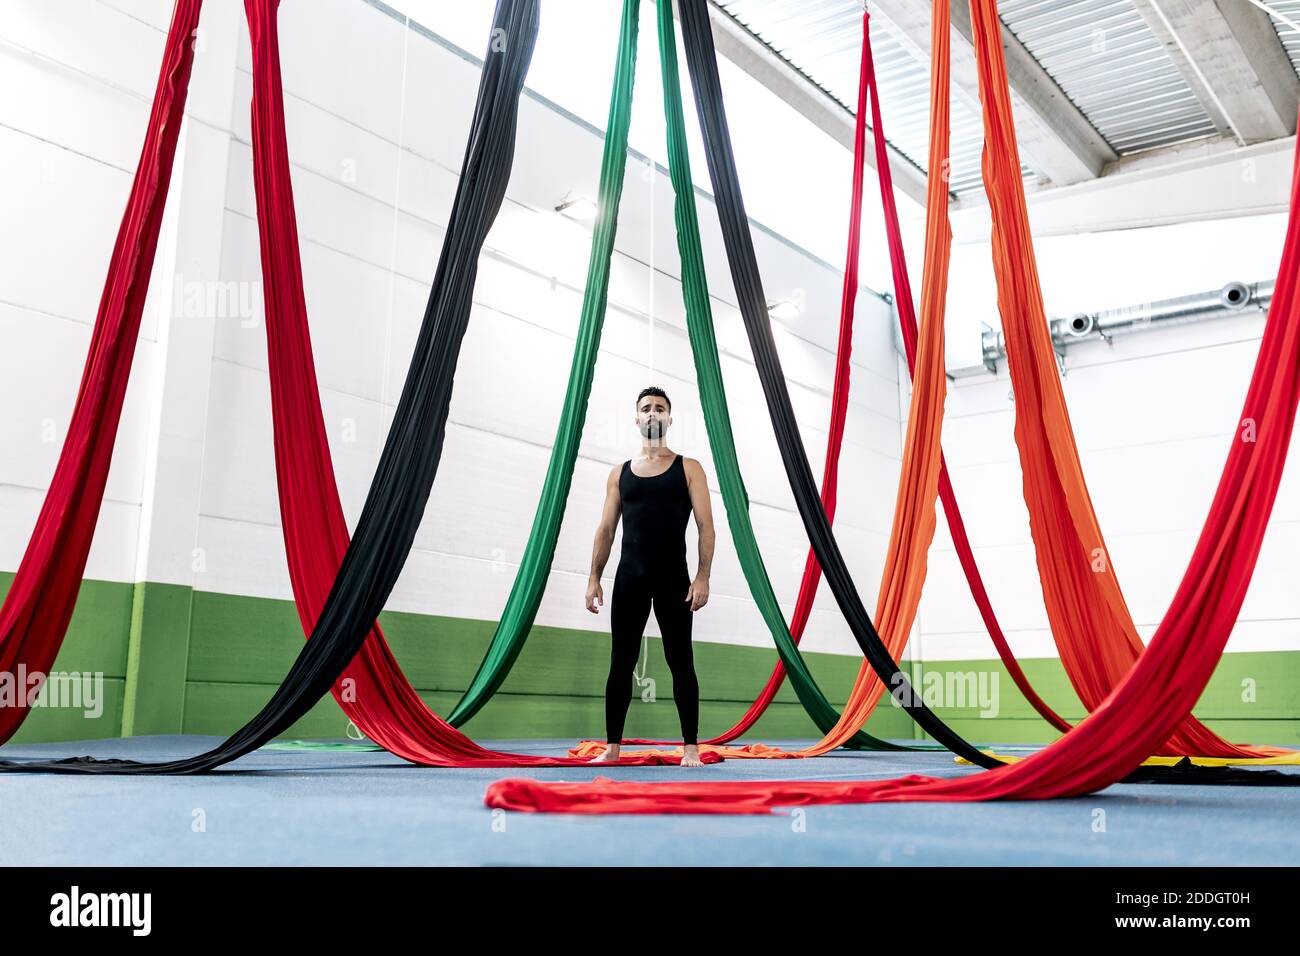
[950,279,1274,378]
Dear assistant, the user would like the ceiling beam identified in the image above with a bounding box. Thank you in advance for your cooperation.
[693,0,933,207]
[952,133,1295,236]
[870,0,1118,186]
[1130,0,1299,144]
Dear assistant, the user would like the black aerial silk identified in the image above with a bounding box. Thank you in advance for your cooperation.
[674,0,1000,770]
[0,0,541,774]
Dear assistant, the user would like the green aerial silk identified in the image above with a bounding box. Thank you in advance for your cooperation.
[444,0,642,725]
[447,0,909,750]
[653,0,904,750]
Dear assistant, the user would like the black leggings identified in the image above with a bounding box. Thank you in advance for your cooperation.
[605,565,700,745]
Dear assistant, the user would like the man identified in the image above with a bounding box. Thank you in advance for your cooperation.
[585,386,715,767]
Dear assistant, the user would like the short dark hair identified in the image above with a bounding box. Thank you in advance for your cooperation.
[636,386,671,412]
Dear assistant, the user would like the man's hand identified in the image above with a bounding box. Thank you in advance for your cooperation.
[585,578,605,613]
[685,575,709,612]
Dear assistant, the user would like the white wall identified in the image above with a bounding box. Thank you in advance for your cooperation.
[915,212,1300,663]
[14,0,1289,679]
[0,0,903,661]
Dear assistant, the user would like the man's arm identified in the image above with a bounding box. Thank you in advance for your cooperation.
[585,464,622,613]
[683,458,714,611]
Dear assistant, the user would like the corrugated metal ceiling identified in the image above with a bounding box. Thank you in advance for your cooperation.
[716,0,1007,193]
[1261,0,1300,71]
[714,0,1270,194]
[997,0,1217,154]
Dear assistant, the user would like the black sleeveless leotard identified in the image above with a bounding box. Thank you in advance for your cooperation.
[604,454,700,745]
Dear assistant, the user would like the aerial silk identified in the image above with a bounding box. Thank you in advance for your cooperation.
[238,0,863,758]
[483,0,1300,813]
[0,0,204,746]
[865,14,1070,735]
[440,0,637,729]
[0,0,561,774]
[569,0,1004,769]
[611,0,910,752]
[963,0,1295,761]
[239,0,713,768]
[621,0,1065,750]
[618,0,918,750]
[612,0,1287,765]
[570,0,954,762]
[440,0,885,751]
[0,0,885,766]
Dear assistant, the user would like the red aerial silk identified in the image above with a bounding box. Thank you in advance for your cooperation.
[242,0,713,768]
[483,0,1300,812]
[0,0,204,744]
[621,5,873,747]
[964,0,1290,759]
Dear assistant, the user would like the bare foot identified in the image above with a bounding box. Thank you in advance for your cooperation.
[680,744,704,767]
[587,743,622,763]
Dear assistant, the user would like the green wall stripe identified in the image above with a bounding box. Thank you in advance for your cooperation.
[122,581,196,736]
[1,572,131,744]
[4,572,1300,747]
[183,589,867,704]
[0,571,133,677]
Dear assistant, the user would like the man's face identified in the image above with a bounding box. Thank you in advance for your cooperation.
[636,395,671,440]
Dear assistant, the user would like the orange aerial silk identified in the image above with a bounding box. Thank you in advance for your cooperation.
[573,3,954,762]
[966,0,1293,761]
